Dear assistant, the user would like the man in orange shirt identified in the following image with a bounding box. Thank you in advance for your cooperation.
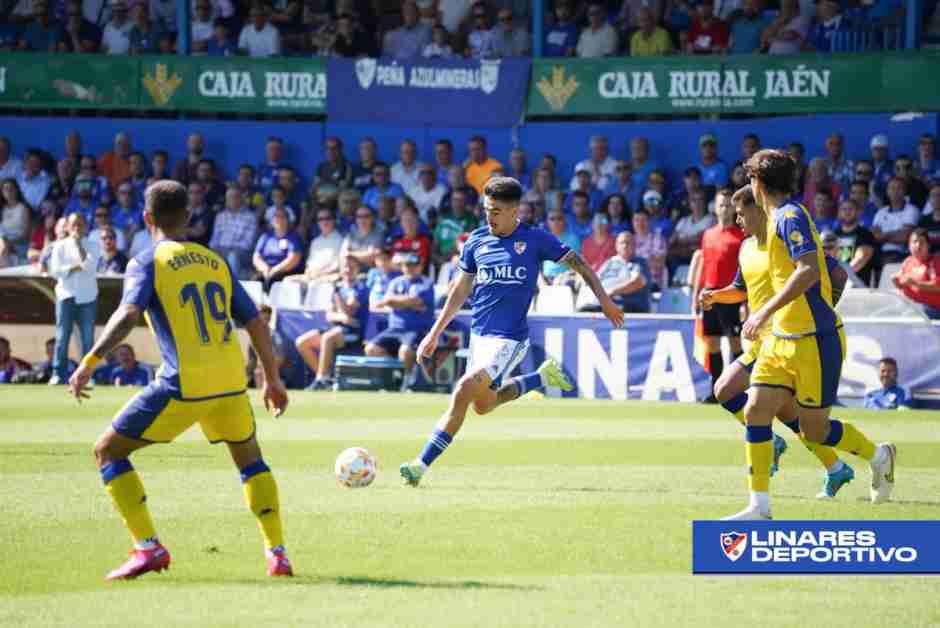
[463,135,502,194]
[98,131,132,191]
[893,228,940,319]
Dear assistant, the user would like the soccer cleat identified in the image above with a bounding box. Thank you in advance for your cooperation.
[399,461,425,487]
[304,379,331,392]
[770,434,788,477]
[721,506,773,521]
[870,442,897,504]
[537,359,573,392]
[266,548,293,577]
[105,544,171,581]
[815,463,855,499]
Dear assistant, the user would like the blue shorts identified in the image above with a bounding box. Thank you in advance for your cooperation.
[336,324,363,345]
[112,380,255,444]
[368,328,424,355]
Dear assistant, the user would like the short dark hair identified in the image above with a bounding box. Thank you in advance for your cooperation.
[145,180,188,230]
[745,149,797,196]
[117,343,135,357]
[0,336,9,348]
[911,227,929,242]
[469,135,487,146]
[715,186,734,198]
[850,180,868,190]
[880,356,898,368]
[435,138,453,149]
[239,163,255,174]
[152,149,168,161]
[483,176,523,203]
[743,133,760,143]
[732,185,756,207]
[815,188,833,200]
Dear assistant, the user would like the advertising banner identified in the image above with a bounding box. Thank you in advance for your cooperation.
[327,57,531,126]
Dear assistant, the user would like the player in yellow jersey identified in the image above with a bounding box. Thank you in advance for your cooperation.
[722,150,896,520]
[68,181,293,579]
[700,187,853,500]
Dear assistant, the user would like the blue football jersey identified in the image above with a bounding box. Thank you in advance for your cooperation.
[459,223,570,340]
[386,274,435,332]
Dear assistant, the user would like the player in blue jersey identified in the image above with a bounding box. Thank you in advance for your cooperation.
[67,180,293,579]
[399,177,624,486]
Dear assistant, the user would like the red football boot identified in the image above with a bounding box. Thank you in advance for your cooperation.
[266,548,293,577]
[105,544,171,581]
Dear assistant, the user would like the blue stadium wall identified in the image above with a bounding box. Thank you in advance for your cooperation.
[5,113,937,190]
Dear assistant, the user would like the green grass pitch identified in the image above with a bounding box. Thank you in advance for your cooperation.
[1,386,938,627]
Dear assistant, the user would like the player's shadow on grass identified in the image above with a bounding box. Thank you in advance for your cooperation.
[318,576,541,591]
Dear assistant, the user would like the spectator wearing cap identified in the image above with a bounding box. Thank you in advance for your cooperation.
[252,206,303,290]
[728,0,771,53]
[873,177,920,264]
[761,0,808,54]
[314,136,353,190]
[0,138,22,181]
[0,178,31,262]
[577,2,618,57]
[670,186,716,268]
[894,154,928,209]
[89,205,128,252]
[58,0,102,52]
[696,133,729,191]
[97,132,132,191]
[391,139,423,199]
[110,343,151,387]
[917,184,940,253]
[802,157,841,216]
[864,357,912,410]
[542,208,581,284]
[630,6,672,56]
[363,162,405,211]
[893,229,940,319]
[128,0,161,53]
[238,2,280,57]
[543,2,579,56]
[410,165,448,221]
[17,1,60,52]
[588,232,652,314]
[206,18,235,55]
[582,213,617,271]
[641,189,674,241]
[383,0,431,60]
[488,8,530,57]
[342,207,384,268]
[803,0,847,52]
[96,225,128,275]
[209,187,257,279]
[352,138,379,191]
[916,134,939,182]
[16,150,51,211]
[869,134,894,200]
[257,136,286,196]
[101,0,133,53]
[833,198,877,286]
[631,208,667,290]
[570,135,617,192]
[685,0,730,54]
[464,136,502,195]
[365,252,434,384]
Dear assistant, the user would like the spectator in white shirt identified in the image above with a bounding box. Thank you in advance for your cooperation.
[48,212,99,384]
[16,150,51,211]
[570,135,618,191]
[422,23,455,58]
[0,138,23,180]
[391,139,423,198]
[762,0,809,54]
[410,165,448,221]
[101,0,133,54]
[191,0,214,51]
[288,208,343,284]
[0,177,31,262]
[209,187,258,279]
[382,0,431,59]
[873,176,921,264]
[577,3,619,57]
[238,3,281,57]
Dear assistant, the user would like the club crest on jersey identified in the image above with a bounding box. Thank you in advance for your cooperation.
[789,230,804,246]
[514,241,527,255]
[721,531,748,561]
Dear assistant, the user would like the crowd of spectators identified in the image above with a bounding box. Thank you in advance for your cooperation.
[0,334,153,385]
[0,0,932,59]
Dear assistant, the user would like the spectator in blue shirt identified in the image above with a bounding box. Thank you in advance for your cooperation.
[207,18,235,56]
[864,357,912,410]
[642,189,675,240]
[363,162,405,211]
[0,23,21,51]
[257,136,286,195]
[365,253,434,381]
[567,191,595,241]
[804,0,848,52]
[57,0,100,52]
[252,207,304,291]
[728,0,772,53]
[64,175,98,224]
[109,344,151,387]
[544,2,579,56]
[18,3,60,52]
[629,137,659,193]
[697,133,729,191]
[128,0,161,53]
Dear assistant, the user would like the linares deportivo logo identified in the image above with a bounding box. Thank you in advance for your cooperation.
[721,531,748,562]
[143,63,182,105]
[514,241,527,255]
[536,65,579,112]
[354,58,500,94]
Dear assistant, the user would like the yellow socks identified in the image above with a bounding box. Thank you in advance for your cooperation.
[824,420,876,461]
[745,425,773,492]
[101,460,157,546]
[240,460,284,551]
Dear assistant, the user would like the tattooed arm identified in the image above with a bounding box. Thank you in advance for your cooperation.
[561,251,625,328]
[68,304,141,401]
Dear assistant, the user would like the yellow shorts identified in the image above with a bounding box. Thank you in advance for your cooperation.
[112,382,255,444]
[750,328,846,408]
[736,336,765,372]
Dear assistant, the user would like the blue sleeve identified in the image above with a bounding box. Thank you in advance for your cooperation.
[732,265,746,291]
[863,393,876,409]
[419,281,435,311]
[253,233,267,256]
[824,255,839,276]
[776,208,818,261]
[539,229,570,263]
[458,237,477,274]
[228,262,259,325]
[120,257,154,309]
[287,233,303,255]
[899,388,912,408]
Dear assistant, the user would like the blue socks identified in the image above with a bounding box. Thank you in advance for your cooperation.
[781,419,801,435]
[720,392,747,415]
[419,429,453,467]
[508,372,543,397]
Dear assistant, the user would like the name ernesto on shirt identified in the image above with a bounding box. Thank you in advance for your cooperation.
[167,251,220,272]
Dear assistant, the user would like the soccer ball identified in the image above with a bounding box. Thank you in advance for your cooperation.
[334,447,377,488]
